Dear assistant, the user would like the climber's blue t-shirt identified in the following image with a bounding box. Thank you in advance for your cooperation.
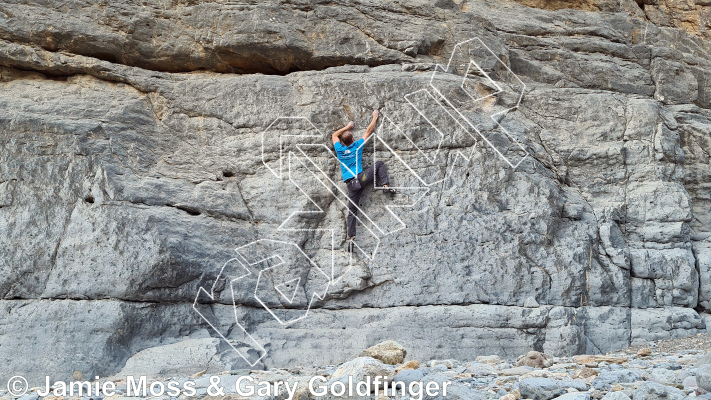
[334,138,365,181]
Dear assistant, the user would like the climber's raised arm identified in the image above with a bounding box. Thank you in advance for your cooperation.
[332,121,355,145]
[362,110,379,141]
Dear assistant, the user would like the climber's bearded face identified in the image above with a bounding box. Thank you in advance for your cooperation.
[342,131,354,145]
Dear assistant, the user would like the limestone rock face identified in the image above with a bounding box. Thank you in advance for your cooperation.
[0,0,710,385]
[511,0,711,40]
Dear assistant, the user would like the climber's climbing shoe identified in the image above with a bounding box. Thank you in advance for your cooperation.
[382,187,396,195]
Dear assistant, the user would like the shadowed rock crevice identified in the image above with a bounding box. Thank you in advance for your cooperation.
[0,1,450,75]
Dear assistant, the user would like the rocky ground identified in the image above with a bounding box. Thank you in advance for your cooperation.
[6,338,711,400]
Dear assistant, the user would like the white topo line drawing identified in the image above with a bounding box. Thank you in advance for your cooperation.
[193,37,530,366]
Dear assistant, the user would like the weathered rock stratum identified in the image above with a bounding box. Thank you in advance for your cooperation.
[0,0,710,385]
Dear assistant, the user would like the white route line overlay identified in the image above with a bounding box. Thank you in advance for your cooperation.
[193,239,330,367]
[429,37,528,169]
[194,37,529,366]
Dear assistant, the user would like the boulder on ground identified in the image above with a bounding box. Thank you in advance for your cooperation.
[430,359,455,369]
[682,375,698,391]
[330,356,395,387]
[574,367,598,379]
[516,351,554,368]
[632,382,686,400]
[395,360,420,373]
[359,340,407,365]
[466,362,497,376]
[600,392,631,400]
[551,393,590,400]
[636,348,652,357]
[476,355,502,365]
[592,369,641,390]
[698,364,711,391]
[573,355,627,365]
[499,366,535,376]
[112,338,225,378]
[518,378,566,400]
[647,367,678,386]
[499,389,521,400]
[392,368,424,386]
[697,353,711,366]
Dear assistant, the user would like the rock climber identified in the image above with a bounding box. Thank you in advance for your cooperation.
[332,110,395,252]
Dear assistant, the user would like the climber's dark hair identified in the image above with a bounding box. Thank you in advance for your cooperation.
[342,131,354,146]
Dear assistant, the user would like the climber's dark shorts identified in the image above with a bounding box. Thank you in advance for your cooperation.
[345,161,390,238]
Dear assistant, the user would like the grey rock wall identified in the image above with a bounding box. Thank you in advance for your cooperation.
[0,0,710,385]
